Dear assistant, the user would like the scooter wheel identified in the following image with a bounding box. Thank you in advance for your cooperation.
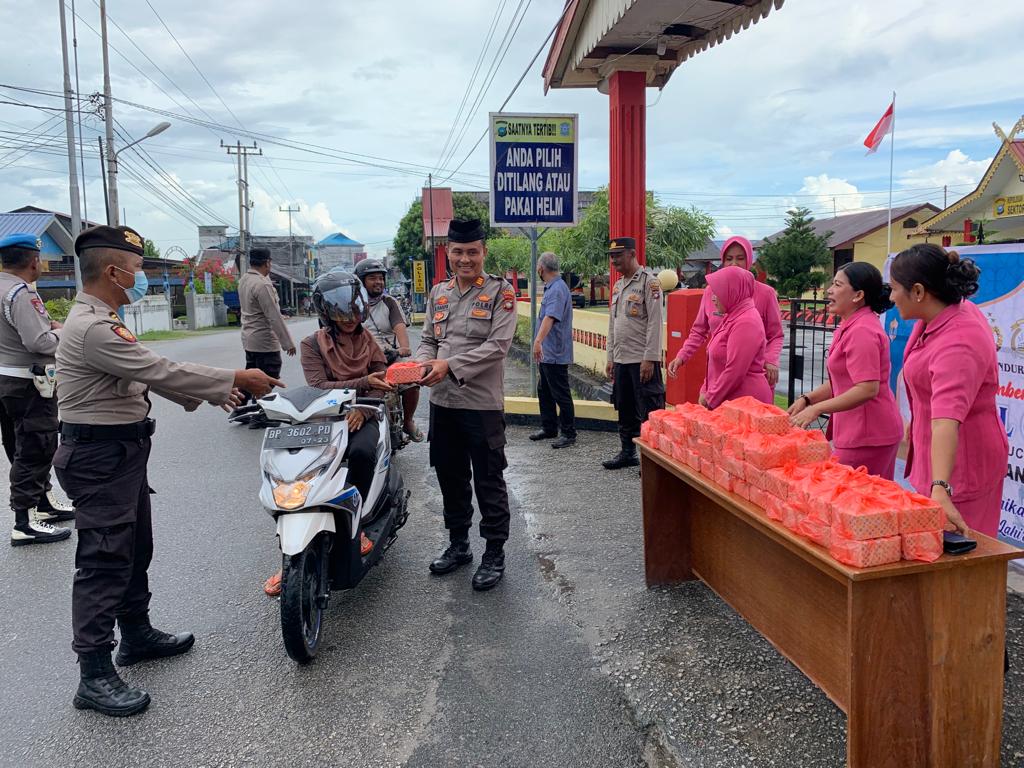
[280,545,324,663]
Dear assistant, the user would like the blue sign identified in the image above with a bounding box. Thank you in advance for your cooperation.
[489,112,578,228]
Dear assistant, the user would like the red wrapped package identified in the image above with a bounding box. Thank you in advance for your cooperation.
[648,409,672,434]
[901,530,943,562]
[749,485,767,509]
[744,433,797,470]
[831,502,899,541]
[714,465,733,492]
[765,495,786,521]
[720,449,745,478]
[733,480,750,500]
[671,442,689,463]
[763,461,811,498]
[792,460,850,506]
[749,406,790,435]
[718,397,756,426]
[663,417,689,445]
[796,515,831,548]
[657,434,674,455]
[686,450,700,471]
[783,430,832,463]
[782,501,808,531]
[829,535,902,568]
[741,462,764,487]
[696,440,714,462]
[896,491,945,534]
[696,412,729,441]
[385,361,425,385]
[640,421,653,444]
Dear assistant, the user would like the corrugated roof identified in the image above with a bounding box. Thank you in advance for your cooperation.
[763,204,940,249]
[318,232,364,247]
[0,212,54,238]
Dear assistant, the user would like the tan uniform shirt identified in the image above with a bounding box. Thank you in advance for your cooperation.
[238,268,294,353]
[608,267,663,365]
[364,295,405,352]
[56,293,234,425]
[0,271,59,371]
[416,274,516,411]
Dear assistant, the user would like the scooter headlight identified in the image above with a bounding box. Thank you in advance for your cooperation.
[272,480,311,510]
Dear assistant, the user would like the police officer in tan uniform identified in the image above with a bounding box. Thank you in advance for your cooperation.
[603,236,664,469]
[417,219,517,591]
[55,225,281,718]
[0,233,74,545]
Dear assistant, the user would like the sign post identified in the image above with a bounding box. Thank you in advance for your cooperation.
[489,112,579,392]
[412,260,427,313]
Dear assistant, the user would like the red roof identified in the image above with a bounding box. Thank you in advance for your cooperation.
[421,187,453,247]
[1010,140,1024,172]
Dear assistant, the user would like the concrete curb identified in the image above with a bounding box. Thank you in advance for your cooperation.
[504,396,619,433]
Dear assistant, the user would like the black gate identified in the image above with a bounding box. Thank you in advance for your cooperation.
[782,299,838,406]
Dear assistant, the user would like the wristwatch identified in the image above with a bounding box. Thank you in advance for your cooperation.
[931,479,953,497]
[798,395,811,408]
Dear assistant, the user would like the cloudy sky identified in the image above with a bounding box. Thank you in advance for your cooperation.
[1,0,1021,257]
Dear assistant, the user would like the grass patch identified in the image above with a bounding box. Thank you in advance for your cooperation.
[774,393,790,409]
[137,327,235,341]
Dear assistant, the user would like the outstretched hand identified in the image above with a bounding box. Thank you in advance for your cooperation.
[419,359,449,387]
[234,369,284,398]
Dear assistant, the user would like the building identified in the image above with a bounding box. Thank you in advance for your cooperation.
[761,203,940,274]
[915,118,1024,245]
[0,210,76,271]
[198,225,229,251]
[316,232,365,272]
[201,232,315,310]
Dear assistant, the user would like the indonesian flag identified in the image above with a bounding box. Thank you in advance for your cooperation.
[863,101,894,154]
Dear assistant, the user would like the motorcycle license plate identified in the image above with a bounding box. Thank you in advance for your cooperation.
[264,423,332,449]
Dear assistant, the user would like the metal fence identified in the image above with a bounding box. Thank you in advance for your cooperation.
[781,299,839,407]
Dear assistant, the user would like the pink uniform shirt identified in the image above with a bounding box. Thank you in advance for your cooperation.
[676,237,783,367]
[903,300,1008,502]
[703,267,773,410]
[826,307,902,449]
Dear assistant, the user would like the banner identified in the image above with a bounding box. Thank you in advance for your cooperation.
[412,260,426,294]
[489,112,578,228]
[885,244,1024,546]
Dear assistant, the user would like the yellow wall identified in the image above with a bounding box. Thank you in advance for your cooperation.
[851,212,934,271]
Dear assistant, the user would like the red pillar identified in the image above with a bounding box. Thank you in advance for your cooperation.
[433,243,448,286]
[608,70,647,288]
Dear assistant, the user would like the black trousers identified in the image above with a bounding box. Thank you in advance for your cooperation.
[0,376,58,511]
[538,363,576,439]
[612,362,665,450]
[54,436,153,655]
[428,404,510,543]
[241,350,282,405]
[346,419,379,502]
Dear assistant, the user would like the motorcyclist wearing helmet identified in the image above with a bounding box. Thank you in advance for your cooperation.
[263,271,388,596]
[354,258,424,443]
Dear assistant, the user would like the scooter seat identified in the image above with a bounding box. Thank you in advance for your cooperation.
[277,385,344,412]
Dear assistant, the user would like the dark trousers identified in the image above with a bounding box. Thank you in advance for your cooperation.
[428,404,510,543]
[241,350,282,405]
[346,419,379,502]
[538,363,576,439]
[0,376,58,511]
[612,362,665,451]
[54,436,153,655]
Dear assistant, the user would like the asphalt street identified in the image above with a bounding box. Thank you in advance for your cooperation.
[0,319,648,768]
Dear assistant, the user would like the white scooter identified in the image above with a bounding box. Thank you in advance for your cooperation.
[256,385,409,663]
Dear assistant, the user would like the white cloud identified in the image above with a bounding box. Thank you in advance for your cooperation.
[899,149,991,190]
[798,174,869,214]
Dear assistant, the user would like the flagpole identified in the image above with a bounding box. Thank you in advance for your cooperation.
[887,90,895,258]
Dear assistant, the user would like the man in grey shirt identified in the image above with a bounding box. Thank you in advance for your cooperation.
[233,248,294,421]
[529,251,576,448]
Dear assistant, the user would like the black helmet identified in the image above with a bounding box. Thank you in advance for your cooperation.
[312,271,369,327]
[353,258,387,282]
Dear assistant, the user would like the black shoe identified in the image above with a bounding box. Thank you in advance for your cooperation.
[529,430,557,442]
[602,450,639,470]
[11,519,72,546]
[115,617,195,666]
[551,436,576,449]
[74,651,150,717]
[472,550,506,591]
[429,540,473,575]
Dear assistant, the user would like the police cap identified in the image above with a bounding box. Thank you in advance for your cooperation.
[607,237,636,254]
[0,233,42,252]
[74,225,146,257]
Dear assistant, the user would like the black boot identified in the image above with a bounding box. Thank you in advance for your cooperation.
[74,651,150,717]
[472,544,506,591]
[529,430,557,441]
[115,615,195,666]
[429,535,473,575]
[11,508,72,546]
[602,447,639,470]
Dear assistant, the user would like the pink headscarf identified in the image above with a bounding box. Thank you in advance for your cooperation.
[706,266,756,341]
[720,236,754,269]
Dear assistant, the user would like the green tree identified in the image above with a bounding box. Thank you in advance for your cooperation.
[647,204,717,269]
[756,207,833,297]
[392,192,495,278]
[485,235,530,276]
[143,239,160,260]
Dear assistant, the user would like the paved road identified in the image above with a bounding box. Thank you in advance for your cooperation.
[0,320,648,768]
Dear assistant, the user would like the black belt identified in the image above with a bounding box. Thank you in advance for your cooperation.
[60,419,156,441]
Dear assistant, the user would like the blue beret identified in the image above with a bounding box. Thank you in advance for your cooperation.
[0,233,42,252]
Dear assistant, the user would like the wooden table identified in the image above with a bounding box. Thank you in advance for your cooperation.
[638,441,1023,768]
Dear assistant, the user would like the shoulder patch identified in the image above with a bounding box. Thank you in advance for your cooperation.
[502,288,516,312]
[474,276,485,288]
[649,280,662,297]
[112,325,138,343]
[436,295,448,306]
[30,296,48,316]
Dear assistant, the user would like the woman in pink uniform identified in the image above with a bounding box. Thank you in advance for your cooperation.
[700,266,773,410]
[890,244,1006,536]
[668,236,784,387]
[788,262,903,478]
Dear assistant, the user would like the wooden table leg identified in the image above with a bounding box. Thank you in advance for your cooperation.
[847,563,1006,767]
[640,452,694,586]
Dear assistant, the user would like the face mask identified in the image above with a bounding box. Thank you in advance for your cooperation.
[113,266,148,304]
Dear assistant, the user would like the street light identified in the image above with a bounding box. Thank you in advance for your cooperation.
[104,121,171,226]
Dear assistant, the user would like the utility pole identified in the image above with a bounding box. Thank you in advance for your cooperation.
[58,0,83,291]
[99,0,119,225]
[279,204,300,310]
[222,140,261,273]
[944,184,948,208]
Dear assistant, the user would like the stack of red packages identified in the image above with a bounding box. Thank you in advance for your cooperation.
[385,361,425,385]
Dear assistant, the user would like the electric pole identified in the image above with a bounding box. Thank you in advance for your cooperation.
[58,0,83,291]
[222,140,261,273]
[279,204,300,310]
[99,0,119,226]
